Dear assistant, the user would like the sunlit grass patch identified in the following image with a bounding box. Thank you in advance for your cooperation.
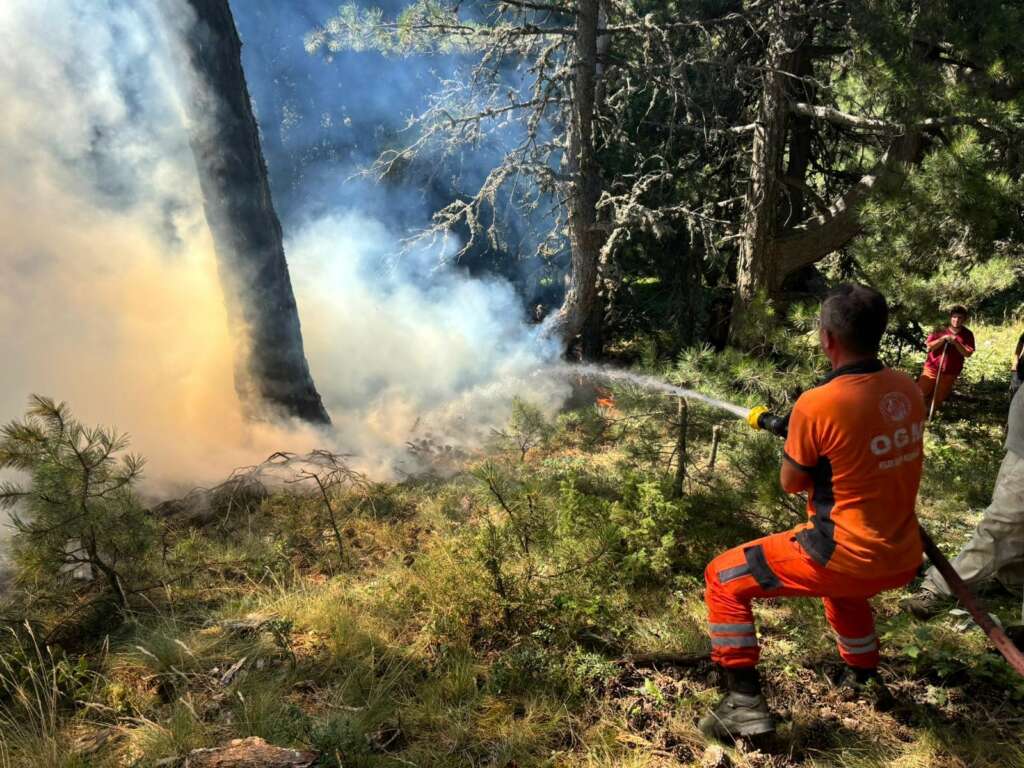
[625,590,708,661]
[121,700,212,767]
[961,320,1023,388]
[0,626,103,768]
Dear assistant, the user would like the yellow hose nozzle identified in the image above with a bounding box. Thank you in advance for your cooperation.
[747,405,768,431]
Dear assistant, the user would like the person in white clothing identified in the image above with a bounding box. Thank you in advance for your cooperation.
[902,388,1024,617]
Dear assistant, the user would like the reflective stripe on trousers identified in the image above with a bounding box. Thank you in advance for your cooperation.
[705,531,917,669]
[835,632,879,656]
[709,622,757,650]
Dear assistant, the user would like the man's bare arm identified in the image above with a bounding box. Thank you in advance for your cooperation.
[780,459,813,494]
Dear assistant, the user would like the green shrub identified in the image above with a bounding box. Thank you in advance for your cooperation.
[0,396,156,613]
[492,397,554,461]
[607,475,688,585]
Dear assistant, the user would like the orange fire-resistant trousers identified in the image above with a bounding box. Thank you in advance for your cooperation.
[917,371,958,412]
[704,531,918,669]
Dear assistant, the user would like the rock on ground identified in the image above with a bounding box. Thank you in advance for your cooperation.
[185,737,317,768]
[701,744,732,768]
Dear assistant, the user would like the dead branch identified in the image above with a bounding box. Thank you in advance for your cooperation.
[619,650,711,667]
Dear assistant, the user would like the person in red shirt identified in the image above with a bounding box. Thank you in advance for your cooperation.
[700,284,926,740]
[917,306,975,415]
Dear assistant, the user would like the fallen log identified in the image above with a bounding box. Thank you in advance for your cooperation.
[185,737,317,768]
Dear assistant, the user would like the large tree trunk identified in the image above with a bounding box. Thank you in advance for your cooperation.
[549,0,606,358]
[729,5,792,345]
[781,41,815,227]
[730,130,921,345]
[728,8,921,346]
[166,0,330,424]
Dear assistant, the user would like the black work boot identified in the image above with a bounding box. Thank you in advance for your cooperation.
[899,588,952,620]
[699,666,775,740]
[835,666,895,710]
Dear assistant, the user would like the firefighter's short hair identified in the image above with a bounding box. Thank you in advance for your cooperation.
[820,283,888,356]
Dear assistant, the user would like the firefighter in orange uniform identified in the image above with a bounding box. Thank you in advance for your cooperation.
[700,284,926,739]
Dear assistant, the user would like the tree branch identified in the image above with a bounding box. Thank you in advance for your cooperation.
[772,131,922,276]
[789,102,894,132]
[780,174,830,218]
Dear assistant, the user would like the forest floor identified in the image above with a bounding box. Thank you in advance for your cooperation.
[2,322,1024,768]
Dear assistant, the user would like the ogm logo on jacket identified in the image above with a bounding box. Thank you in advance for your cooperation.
[878,391,912,423]
[871,391,923,467]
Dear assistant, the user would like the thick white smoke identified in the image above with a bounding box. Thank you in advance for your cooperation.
[288,214,567,476]
[0,0,566,512]
[0,0,281,493]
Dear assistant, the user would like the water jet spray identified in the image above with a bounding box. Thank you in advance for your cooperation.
[553,363,751,419]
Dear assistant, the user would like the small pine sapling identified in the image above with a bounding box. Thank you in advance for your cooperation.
[0,395,155,610]
[493,398,553,461]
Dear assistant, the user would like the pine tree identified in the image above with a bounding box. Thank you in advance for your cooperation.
[0,396,155,610]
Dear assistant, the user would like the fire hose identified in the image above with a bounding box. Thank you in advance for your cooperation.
[746,406,1024,677]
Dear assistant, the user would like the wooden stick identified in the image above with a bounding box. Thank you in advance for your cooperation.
[620,651,710,667]
[709,424,722,471]
[928,342,949,420]
[672,398,688,498]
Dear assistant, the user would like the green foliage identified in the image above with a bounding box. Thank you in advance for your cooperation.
[672,341,823,414]
[306,0,486,56]
[854,130,1024,325]
[920,421,1006,510]
[890,624,1024,701]
[607,475,686,585]
[727,291,785,354]
[488,643,618,700]
[492,397,554,461]
[0,626,100,768]
[0,396,155,611]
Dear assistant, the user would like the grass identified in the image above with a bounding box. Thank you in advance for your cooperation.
[124,701,212,766]
[2,323,1024,767]
[0,626,99,768]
